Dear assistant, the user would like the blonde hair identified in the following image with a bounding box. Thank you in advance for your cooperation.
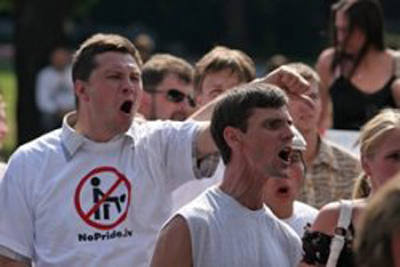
[355,173,400,267]
[359,108,400,158]
[351,173,371,199]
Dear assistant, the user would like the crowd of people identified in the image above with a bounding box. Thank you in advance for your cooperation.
[0,0,400,266]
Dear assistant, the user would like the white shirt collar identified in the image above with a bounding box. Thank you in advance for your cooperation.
[61,112,135,158]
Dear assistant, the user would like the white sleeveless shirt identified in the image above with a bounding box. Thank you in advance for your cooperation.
[178,187,302,267]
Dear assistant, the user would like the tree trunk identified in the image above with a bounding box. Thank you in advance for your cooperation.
[14,0,71,145]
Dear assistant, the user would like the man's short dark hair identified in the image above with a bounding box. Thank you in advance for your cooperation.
[211,82,288,164]
[72,33,142,83]
[142,54,193,93]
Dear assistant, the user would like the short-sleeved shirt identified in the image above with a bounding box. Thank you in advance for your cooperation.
[298,137,361,208]
[0,113,200,267]
[283,201,318,237]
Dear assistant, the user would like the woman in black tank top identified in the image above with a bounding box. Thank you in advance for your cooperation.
[316,0,400,131]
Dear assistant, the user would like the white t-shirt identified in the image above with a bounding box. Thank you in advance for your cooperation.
[0,115,200,267]
[284,201,318,237]
[178,187,302,267]
[171,159,224,213]
[35,65,75,114]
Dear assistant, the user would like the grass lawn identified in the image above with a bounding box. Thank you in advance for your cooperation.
[0,60,17,159]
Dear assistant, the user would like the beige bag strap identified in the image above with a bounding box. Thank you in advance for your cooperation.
[326,200,353,267]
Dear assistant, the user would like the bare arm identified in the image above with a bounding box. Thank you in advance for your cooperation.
[298,202,341,267]
[150,215,193,267]
[391,78,400,107]
[316,48,335,131]
[0,255,30,267]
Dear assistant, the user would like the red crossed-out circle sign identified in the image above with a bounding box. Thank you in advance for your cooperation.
[74,166,131,230]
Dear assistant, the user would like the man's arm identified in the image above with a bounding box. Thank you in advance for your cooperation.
[0,255,30,267]
[150,215,193,267]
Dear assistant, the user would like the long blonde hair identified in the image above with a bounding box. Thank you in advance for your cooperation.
[359,108,400,158]
[352,109,400,198]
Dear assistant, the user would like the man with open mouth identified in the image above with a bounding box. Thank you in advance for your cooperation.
[264,127,318,237]
[151,83,303,267]
[0,33,309,267]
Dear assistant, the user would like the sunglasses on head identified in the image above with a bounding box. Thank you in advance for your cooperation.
[154,89,196,108]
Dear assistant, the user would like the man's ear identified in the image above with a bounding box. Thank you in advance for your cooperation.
[75,80,90,102]
[223,126,243,151]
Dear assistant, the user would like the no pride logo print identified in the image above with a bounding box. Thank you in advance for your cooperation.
[74,166,131,230]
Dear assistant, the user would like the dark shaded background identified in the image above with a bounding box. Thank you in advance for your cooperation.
[0,0,399,145]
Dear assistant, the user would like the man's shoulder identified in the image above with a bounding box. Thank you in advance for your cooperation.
[177,189,218,221]
[319,138,360,165]
[12,129,63,159]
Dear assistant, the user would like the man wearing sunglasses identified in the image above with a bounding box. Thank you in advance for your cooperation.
[138,53,196,121]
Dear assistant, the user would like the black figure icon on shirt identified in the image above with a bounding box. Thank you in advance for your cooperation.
[91,176,126,220]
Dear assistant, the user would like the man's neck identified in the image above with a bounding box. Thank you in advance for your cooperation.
[219,165,267,210]
[74,113,118,143]
[267,201,293,219]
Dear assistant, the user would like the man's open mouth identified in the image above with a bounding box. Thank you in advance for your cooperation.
[120,100,133,114]
[277,186,289,194]
[278,147,292,163]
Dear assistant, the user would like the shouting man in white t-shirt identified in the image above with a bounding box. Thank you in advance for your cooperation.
[151,83,304,267]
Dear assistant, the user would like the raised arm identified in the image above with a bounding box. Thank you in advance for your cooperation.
[150,216,193,267]
[298,202,341,267]
[193,65,311,158]
[315,48,335,131]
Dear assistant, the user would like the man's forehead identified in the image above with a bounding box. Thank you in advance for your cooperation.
[251,106,291,119]
[95,52,140,70]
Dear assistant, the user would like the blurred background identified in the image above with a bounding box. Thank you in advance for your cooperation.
[0,0,399,158]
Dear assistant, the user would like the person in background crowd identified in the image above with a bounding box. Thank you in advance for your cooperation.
[36,46,75,132]
[264,127,318,237]
[265,54,290,74]
[193,45,256,107]
[138,53,196,121]
[316,0,400,130]
[172,45,256,211]
[285,62,361,208]
[133,33,155,63]
[300,108,400,267]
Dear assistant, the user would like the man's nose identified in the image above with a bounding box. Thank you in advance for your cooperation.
[282,124,295,141]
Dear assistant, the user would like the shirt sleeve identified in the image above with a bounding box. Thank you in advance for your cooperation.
[0,151,34,259]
